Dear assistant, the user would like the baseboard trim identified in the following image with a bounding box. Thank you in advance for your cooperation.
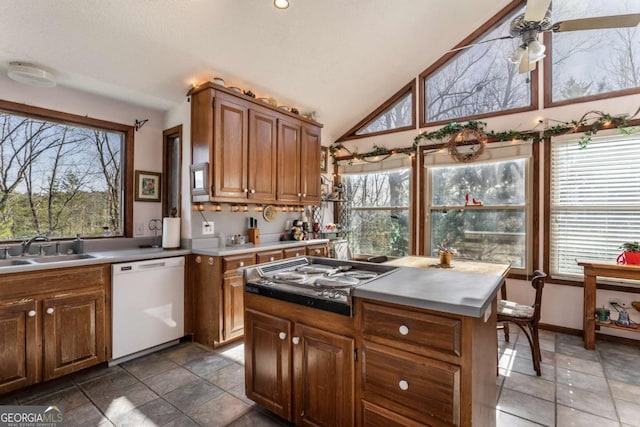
[539,323,640,347]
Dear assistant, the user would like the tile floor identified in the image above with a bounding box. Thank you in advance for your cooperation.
[1,329,639,426]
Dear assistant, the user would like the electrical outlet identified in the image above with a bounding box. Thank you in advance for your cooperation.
[134,222,144,236]
[609,298,622,307]
[202,220,214,235]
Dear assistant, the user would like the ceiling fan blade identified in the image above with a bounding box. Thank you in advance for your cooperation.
[524,0,551,22]
[447,35,514,53]
[554,13,640,32]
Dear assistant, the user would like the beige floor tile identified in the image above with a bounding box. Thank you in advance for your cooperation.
[190,392,252,427]
[610,379,640,403]
[616,399,640,427]
[556,404,620,427]
[556,383,617,421]
[497,388,555,426]
[556,367,609,394]
[555,353,605,377]
[503,370,555,402]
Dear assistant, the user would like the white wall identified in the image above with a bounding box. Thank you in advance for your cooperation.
[0,74,166,238]
[337,75,640,338]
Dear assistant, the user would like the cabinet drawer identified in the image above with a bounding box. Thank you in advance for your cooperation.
[283,246,305,258]
[306,244,327,257]
[361,301,461,357]
[361,401,426,427]
[256,250,283,264]
[362,341,460,426]
[222,254,255,274]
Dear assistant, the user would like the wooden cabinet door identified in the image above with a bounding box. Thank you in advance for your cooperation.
[248,108,278,202]
[213,93,249,199]
[300,125,321,204]
[277,117,302,203]
[42,290,106,380]
[293,323,355,427]
[245,309,292,421]
[0,299,38,394]
[222,274,245,341]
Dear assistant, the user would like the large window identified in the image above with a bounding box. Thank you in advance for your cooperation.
[549,0,640,104]
[343,168,411,257]
[426,153,530,271]
[421,4,532,125]
[0,106,127,241]
[549,133,640,278]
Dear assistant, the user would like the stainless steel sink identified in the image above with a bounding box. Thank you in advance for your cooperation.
[31,253,96,263]
[0,259,32,267]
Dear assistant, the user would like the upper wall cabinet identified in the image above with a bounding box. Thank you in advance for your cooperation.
[190,83,323,205]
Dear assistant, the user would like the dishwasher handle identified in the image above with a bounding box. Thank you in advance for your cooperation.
[138,262,166,269]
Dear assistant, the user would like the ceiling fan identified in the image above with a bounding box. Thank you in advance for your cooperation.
[451,0,640,73]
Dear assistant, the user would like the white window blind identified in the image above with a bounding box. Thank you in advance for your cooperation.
[550,134,640,278]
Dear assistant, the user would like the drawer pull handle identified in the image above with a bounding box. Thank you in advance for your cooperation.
[195,256,201,264]
[208,257,214,265]
[28,310,36,317]
[278,332,287,340]
[292,337,300,345]
[270,256,275,261]
[399,325,409,335]
[239,261,244,267]
[295,253,300,257]
[46,307,55,315]
[399,380,409,391]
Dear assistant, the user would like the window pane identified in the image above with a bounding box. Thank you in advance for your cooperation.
[550,134,640,277]
[431,209,526,268]
[550,0,640,103]
[355,91,412,135]
[0,111,124,240]
[431,159,526,206]
[424,6,531,123]
[348,209,409,257]
[343,168,411,257]
[345,170,410,208]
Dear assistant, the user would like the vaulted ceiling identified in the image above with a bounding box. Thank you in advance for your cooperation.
[0,0,511,142]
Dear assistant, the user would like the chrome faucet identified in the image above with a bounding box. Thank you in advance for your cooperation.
[21,235,50,256]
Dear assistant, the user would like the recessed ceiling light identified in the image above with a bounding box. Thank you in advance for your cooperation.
[274,0,289,9]
[7,62,56,87]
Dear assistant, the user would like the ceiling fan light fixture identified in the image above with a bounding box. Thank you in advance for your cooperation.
[507,46,526,64]
[527,39,546,62]
[7,62,56,87]
[274,0,289,9]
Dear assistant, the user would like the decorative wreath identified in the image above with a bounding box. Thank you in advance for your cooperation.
[445,128,487,163]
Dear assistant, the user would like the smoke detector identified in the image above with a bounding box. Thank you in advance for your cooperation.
[7,62,56,87]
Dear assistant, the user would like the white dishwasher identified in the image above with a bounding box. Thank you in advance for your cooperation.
[111,256,185,363]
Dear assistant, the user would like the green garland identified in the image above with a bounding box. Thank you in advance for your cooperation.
[329,107,639,166]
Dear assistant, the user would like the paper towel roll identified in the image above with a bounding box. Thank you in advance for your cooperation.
[162,217,181,249]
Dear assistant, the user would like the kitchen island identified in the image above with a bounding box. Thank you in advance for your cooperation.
[243,256,509,427]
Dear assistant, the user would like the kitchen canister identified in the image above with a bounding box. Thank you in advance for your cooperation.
[162,217,181,249]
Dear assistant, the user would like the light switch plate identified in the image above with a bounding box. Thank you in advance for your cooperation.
[202,221,214,235]
[134,222,144,236]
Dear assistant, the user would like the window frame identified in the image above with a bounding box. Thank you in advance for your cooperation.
[418,0,538,128]
[340,167,413,257]
[543,119,640,288]
[336,80,416,143]
[419,140,539,280]
[0,98,134,241]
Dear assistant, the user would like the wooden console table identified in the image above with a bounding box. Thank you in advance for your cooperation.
[577,260,640,349]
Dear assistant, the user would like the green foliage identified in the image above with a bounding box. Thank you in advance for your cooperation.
[621,241,640,253]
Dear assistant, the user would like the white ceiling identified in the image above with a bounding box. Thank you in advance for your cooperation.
[0,0,511,142]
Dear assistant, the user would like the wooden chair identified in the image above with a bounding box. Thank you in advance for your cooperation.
[497,270,547,376]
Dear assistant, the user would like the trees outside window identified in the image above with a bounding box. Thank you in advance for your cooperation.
[422,5,532,125]
[355,91,412,136]
[0,109,124,241]
[549,0,640,104]
[343,169,410,257]
[427,158,528,269]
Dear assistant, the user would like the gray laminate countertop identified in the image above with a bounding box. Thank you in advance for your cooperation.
[355,265,507,318]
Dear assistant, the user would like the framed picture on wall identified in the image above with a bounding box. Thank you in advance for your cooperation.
[135,170,161,202]
[320,146,329,173]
